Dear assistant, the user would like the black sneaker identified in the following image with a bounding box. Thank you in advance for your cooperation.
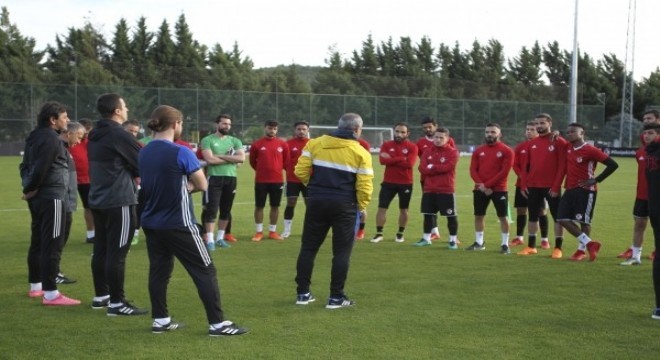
[86,236,95,244]
[152,320,181,333]
[208,322,249,336]
[107,302,148,316]
[326,296,355,309]
[296,292,316,305]
[500,245,510,254]
[56,273,77,284]
[91,297,110,309]
[465,242,485,251]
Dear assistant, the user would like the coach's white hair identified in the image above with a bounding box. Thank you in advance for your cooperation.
[337,113,363,131]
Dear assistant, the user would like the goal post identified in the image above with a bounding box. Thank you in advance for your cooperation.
[309,126,394,153]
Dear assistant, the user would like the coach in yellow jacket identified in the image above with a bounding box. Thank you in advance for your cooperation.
[293,113,373,309]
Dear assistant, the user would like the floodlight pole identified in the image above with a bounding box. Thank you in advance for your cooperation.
[568,0,579,124]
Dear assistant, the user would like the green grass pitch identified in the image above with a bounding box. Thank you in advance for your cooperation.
[0,155,658,359]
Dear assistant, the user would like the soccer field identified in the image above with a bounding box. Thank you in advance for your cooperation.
[1,155,658,359]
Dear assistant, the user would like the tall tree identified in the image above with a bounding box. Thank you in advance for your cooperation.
[172,13,207,87]
[149,20,175,87]
[130,17,158,86]
[0,6,43,82]
[109,18,135,84]
[508,42,543,86]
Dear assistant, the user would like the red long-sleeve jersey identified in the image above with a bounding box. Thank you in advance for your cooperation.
[249,136,289,183]
[285,137,309,183]
[416,136,455,183]
[418,144,459,193]
[68,137,90,184]
[512,140,530,187]
[564,143,609,191]
[379,140,418,185]
[522,133,567,192]
[636,147,648,200]
[470,141,514,192]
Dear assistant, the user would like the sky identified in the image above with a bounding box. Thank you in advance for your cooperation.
[4,0,659,80]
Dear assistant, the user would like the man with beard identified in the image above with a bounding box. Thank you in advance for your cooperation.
[200,114,245,250]
[370,123,418,243]
[249,120,289,241]
[511,122,550,247]
[558,123,618,262]
[282,121,310,238]
[643,123,660,319]
[517,113,568,259]
[467,123,515,253]
[139,105,248,336]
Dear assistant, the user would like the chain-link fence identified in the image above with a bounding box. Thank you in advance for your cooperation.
[0,82,605,154]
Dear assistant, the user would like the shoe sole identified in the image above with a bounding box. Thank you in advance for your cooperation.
[295,300,316,305]
[620,261,641,266]
[325,305,354,309]
[370,238,383,243]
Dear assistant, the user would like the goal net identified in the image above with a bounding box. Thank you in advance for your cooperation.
[309,126,393,153]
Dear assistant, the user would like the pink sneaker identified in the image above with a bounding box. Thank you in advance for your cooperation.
[28,290,44,298]
[42,294,81,306]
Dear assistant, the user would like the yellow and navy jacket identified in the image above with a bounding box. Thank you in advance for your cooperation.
[294,132,373,210]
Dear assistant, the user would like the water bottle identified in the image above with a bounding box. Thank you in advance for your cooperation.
[206,239,215,252]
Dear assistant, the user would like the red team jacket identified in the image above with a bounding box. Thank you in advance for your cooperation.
[416,136,456,183]
[379,140,418,185]
[418,144,459,193]
[469,141,514,192]
[522,133,567,193]
[564,143,609,191]
[285,137,309,183]
[249,136,289,183]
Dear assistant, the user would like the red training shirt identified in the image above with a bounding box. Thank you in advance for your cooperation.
[68,137,90,184]
[249,136,289,183]
[285,137,309,183]
[469,141,514,192]
[522,133,567,192]
[379,139,418,185]
[564,142,609,191]
[636,147,648,200]
[512,140,530,187]
[418,144,459,193]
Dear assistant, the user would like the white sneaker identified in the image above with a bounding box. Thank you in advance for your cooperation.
[620,258,641,266]
[281,231,291,239]
[370,235,383,243]
[395,235,405,243]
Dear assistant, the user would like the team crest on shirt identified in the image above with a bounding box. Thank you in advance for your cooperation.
[548,145,555,151]
[440,157,446,163]
[389,148,396,152]
[402,149,409,154]
[639,156,645,161]
[447,209,453,215]
[521,150,527,154]
[293,147,299,151]
[260,146,267,151]
[479,152,485,156]
[531,145,537,149]
[277,147,283,152]
[496,152,502,158]
[575,214,583,221]
[577,156,583,163]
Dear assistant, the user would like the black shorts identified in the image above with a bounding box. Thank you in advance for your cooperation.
[514,187,527,208]
[421,193,456,217]
[77,183,90,208]
[527,187,560,221]
[378,183,413,209]
[285,182,308,198]
[557,188,597,224]
[202,176,237,223]
[473,190,508,217]
[255,182,284,208]
[633,198,649,218]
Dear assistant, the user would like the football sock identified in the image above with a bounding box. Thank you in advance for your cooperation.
[578,233,591,246]
[539,215,549,238]
[632,246,642,260]
[268,224,277,232]
[555,236,563,249]
[376,226,383,234]
[528,234,537,248]
[154,317,171,326]
[87,230,95,238]
[216,230,225,242]
[516,214,526,237]
[44,290,60,301]
[475,231,484,246]
[255,223,263,233]
[501,233,509,246]
[30,283,42,291]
